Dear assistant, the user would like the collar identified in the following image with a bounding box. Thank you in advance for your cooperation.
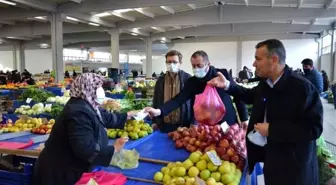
[266,67,287,88]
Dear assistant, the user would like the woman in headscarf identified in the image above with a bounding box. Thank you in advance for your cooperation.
[32,73,137,185]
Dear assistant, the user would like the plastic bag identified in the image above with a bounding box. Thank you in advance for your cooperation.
[110,149,139,169]
[193,84,226,125]
[75,171,127,185]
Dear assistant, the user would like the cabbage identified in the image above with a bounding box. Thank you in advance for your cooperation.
[47,97,56,102]
[32,103,44,110]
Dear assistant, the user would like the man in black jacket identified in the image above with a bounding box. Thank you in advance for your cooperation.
[208,39,323,185]
[152,50,193,133]
[146,50,248,127]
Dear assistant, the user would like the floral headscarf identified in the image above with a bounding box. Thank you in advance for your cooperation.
[70,73,105,109]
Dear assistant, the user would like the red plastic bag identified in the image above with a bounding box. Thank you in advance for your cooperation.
[75,171,127,185]
[193,84,226,125]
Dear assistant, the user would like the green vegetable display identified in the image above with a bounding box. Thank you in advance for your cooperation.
[18,88,54,103]
[50,104,64,118]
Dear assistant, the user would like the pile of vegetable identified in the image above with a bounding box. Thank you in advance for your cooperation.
[47,96,70,105]
[18,88,54,102]
[101,99,122,112]
[50,104,64,118]
[15,103,52,115]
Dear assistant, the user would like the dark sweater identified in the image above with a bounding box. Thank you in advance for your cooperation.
[159,66,248,125]
[153,70,193,132]
[33,98,127,185]
[304,68,323,93]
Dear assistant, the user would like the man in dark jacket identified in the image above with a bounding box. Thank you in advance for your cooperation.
[152,50,193,133]
[238,66,251,82]
[301,58,323,93]
[321,70,329,92]
[208,39,323,185]
[146,50,249,127]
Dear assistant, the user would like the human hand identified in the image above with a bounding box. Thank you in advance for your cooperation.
[113,137,129,153]
[207,72,228,88]
[127,110,138,119]
[254,123,269,137]
[152,123,159,130]
[144,107,161,118]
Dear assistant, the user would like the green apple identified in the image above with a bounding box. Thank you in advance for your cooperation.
[218,162,231,174]
[221,173,234,184]
[175,161,182,167]
[230,163,236,173]
[196,160,207,171]
[182,159,194,170]
[207,162,219,172]
[167,163,176,169]
[210,172,221,182]
[175,167,186,177]
[163,174,171,183]
[153,172,163,182]
[206,177,217,185]
[189,152,201,163]
[200,169,211,181]
[188,166,200,177]
[161,167,170,174]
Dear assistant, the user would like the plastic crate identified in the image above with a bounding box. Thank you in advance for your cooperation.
[0,163,33,185]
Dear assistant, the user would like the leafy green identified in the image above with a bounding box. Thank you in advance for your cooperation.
[50,104,64,118]
[18,88,54,103]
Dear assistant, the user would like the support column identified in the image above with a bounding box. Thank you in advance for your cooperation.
[316,38,321,71]
[12,45,17,70]
[331,25,336,81]
[236,38,243,77]
[19,42,25,72]
[145,37,152,78]
[109,28,120,69]
[51,13,64,82]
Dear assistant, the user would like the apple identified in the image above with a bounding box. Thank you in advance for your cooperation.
[210,130,218,137]
[195,140,201,147]
[168,132,174,138]
[206,177,217,185]
[200,169,211,181]
[196,160,207,171]
[207,162,219,172]
[227,148,235,157]
[190,146,197,152]
[216,133,222,139]
[221,154,230,161]
[216,147,227,156]
[175,140,183,148]
[226,134,233,142]
[231,124,239,133]
[184,136,191,142]
[219,139,230,148]
[183,130,190,137]
[188,166,200,177]
[178,127,184,132]
[173,133,181,141]
[213,136,219,142]
[231,155,239,163]
[233,134,240,142]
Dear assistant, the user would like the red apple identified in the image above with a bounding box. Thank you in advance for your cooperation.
[231,123,239,133]
[221,154,230,161]
[233,134,240,142]
[226,134,233,142]
[219,139,230,148]
[210,130,218,137]
[168,132,174,138]
[216,133,222,139]
[190,146,197,152]
[216,147,227,156]
[183,140,189,147]
[227,128,235,136]
[231,155,239,163]
[189,138,196,145]
[213,136,219,142]
[182,130,190,137]
[177,127,184,132]
[227,147,235,157]
[175,140,183,148]
[195,140,201,147]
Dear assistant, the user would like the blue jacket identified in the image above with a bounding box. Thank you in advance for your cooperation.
[304,68,323,93]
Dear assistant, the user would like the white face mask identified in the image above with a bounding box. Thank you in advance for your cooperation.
[247,130,267,147]
[193,66,208,78]
[166,63,180,73]
[95,87,109,105]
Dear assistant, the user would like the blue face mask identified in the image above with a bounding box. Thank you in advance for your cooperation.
[193,65,208,78]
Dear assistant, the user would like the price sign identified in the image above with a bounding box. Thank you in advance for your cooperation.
[26,98,32,104]
[220,121,229,133]
[206,150,222,166]
[195,177,206,185]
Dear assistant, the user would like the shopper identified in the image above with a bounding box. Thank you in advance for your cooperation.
[152,50,193,133]
[301,58,323,93]
[208,39,323,185]
[145,50,248,127]
[238,66,251,82]
[32,73,137,185]
[321,70,329,92]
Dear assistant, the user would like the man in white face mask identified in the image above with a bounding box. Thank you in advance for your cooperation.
[152,50,193,133]
[146,50,249,129]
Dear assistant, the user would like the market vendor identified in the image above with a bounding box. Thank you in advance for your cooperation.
[152,50,193,133]
[145,50,249,127]
[33,73,137,185]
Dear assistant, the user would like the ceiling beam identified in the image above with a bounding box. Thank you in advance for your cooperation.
[118,5,336,29]
[310,18,317,25]
[6,36,32,40]
[160,6,175,14]
[111,12,135,22]
[10,0,56,12]
[324,0,335,9]
[0,22,107,38]
[151,27,166,32]
[0,8,49,21]
[0,20,15,25]
[297,0,304,8]
[67,13,116,27]
[58,0,215,13]
[187,4,197,9]
[134,8,155,18]
[152,23,331,38]
[122,28,149,36]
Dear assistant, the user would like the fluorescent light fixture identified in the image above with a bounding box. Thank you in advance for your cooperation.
[113,8,133,13]
[160,40,165,43]
[6,37,16,39]
[40,43,49,49]
[161,37,166,41]
[34,16,46,20]
[66,16,79,22]
[131,33,138,36]
[94,12,111,17]
[130,50,137,52]
[89,22,100,26]
[0,0,16,6]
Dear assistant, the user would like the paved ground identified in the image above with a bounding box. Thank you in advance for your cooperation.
[256,99,336,185]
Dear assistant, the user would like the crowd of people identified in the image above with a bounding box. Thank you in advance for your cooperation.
[0,69,35,85]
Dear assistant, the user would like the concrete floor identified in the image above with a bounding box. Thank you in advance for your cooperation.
[256,99,336,185]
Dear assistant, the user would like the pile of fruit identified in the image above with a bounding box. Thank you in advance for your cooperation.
[153,151,242,185]
[0,117,53,133]
[101,99,122,112]
[15,103,52,115]
[168,124,246,170]
[31,118,55,134]
[107,120,153,140]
